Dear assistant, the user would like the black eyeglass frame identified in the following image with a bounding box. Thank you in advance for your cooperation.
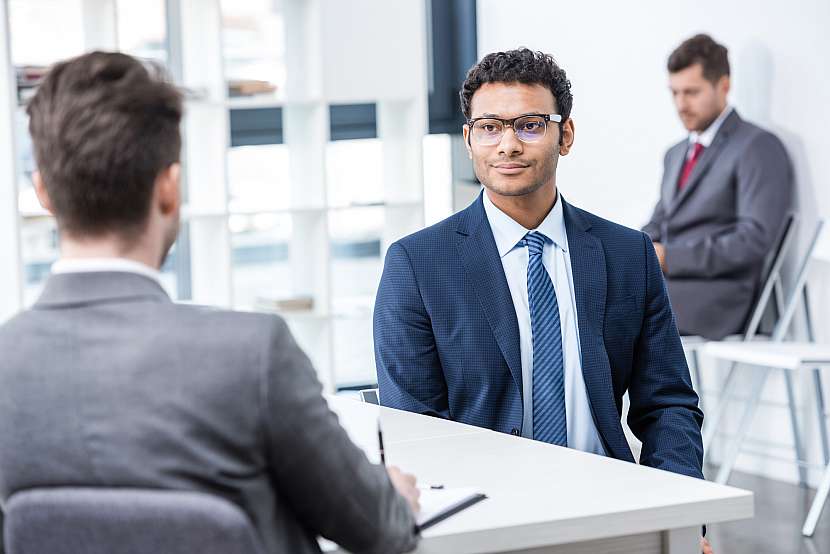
[465,113,563,146]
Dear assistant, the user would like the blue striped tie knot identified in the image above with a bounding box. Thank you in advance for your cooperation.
[524,231,546,256]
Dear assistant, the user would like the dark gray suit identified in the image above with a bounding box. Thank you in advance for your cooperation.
[643,110,794,339]
[0,272,417,554]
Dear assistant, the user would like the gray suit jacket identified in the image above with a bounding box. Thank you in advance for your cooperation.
[643,110,793,339]
[0,272,417,554]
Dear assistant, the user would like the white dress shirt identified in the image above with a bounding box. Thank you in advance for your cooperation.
[51,257,164,285]
[483,191,606,455]
[688,104,733,154]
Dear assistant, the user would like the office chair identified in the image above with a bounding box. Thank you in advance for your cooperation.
[3,487,266,554]
[702,219,830,536]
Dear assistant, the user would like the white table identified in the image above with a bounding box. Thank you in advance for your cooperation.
[325,395,752,554]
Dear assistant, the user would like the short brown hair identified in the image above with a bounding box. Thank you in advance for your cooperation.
[667,34,730,84]
[27,51,183,238]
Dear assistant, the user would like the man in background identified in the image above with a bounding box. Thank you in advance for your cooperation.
[643,34,794,339]
[0,51,419,554]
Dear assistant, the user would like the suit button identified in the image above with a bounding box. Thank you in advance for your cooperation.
[510,428,520,436]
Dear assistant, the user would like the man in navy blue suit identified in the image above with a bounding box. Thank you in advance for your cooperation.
[374,49,704,482]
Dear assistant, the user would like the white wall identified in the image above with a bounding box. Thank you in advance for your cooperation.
[478,0,830,485]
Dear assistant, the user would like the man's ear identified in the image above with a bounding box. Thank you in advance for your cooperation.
[463,124,473,159]
[558,118,575,156]
[156,163,181,216]
[32,171,54,214]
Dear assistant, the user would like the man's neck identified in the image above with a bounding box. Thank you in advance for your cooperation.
[60,235,162,270]
[486,183,558,230]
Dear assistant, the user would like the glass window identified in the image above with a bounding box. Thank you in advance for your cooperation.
[329,205,383,388]
[220,0,285,101]
[116,0,168,65]
[326,138,384,208]
[333,317,375,387]
[328,206,383,317]
[9,0,86,69]
[229,212,293,312]
[20,217,58,307]
[227,144,292,212]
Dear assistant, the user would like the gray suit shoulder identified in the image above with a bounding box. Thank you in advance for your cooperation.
[172,298,288,340]
[733,117,788,153]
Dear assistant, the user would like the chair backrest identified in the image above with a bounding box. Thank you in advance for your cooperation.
[3,488,266,554]
[742,212,799,339]
[812,218,830,265]
[772,219,828,342]
[358,388,380,405]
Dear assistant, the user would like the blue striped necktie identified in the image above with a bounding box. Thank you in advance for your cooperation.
[524,231,568,447]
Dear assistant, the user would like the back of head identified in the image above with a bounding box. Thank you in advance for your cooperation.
[26,51,183,241]
[667,34,730,83]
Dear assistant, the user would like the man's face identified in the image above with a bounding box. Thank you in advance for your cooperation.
[463,82,572,198]
[669,63,729,132]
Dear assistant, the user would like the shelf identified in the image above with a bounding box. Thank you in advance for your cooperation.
[181,206,229,220]
[227,205,327,216]
[223,201,423,217]
[20,210,52,220]
[325,200,423,212]
[249,304,330,321]
[226,94,283,110]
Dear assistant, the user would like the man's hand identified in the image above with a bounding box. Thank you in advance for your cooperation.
[387,466,421,514]
[653,241,667,273]
[701,536,714,554]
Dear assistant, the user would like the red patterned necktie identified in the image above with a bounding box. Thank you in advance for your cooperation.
[677,142,704,191]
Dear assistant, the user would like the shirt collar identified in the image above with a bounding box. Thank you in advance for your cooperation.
[51,257,164,286]
[482,189,569,258]
[689,104,733,148]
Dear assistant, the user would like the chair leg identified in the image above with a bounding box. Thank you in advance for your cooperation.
[784,370,808,486]
[802,460,830,536]
[690,348,705,413]
[813,368,830,466]
[703,361,738,463]
[716,367,770,485]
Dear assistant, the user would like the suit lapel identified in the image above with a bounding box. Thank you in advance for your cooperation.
[667,111,740,216]
[456,195,523,395]
[662,144,686,211]
[563,200,632,459]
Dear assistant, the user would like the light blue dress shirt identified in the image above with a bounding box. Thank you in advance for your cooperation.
[483,191,606,456]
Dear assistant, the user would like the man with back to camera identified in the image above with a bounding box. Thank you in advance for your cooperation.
[643,34,794,340]
[0,51,420,554]
[373,48,712,552]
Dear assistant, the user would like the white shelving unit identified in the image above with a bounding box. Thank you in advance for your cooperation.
[1,0,430,391]
[0,0,23,323]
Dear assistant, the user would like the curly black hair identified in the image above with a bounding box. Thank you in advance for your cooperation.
[459,48,573,140]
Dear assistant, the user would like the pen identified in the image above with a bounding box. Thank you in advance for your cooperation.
[378,421,386,465]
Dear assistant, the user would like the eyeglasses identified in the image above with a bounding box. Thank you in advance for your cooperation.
[466,113,562,146]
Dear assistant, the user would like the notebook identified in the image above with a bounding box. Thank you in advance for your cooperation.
[416,487,488,531]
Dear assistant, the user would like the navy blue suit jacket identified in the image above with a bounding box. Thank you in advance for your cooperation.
[374,193,704,479]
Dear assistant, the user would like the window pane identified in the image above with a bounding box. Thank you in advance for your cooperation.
[21,216,58,307]
[326,139,384,208]
[9,0,86,68]
[333,318,376,387]
[329,206,383,387]
[227,144,291,212]
[229,213,294,311]
[116,0,168,65]
[328,206,383,317]
[221,0,285,100]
